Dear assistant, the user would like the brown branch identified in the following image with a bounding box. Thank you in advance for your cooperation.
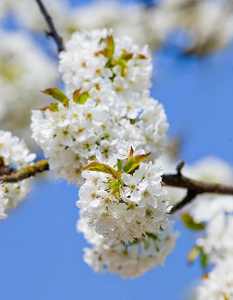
[1,159,233,213]
[163,159,233,213]
[176,160,184,175]
[170,190,198,214]
[162,173,233,196]
[35,0,65,53]
[0,160,49,182]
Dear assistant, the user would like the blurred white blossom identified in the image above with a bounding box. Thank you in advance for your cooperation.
[77,217,178,278]
[194,256,233,300]
[0,183,8,220]
[0,130,36,218]
[0,30,59,148]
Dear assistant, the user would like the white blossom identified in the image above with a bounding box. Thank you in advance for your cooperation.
[77,217,178,279]
[77,148,170,243]
[195,209,233,263]
[0,183,8,220]
[32,29,168,183]
[194,257,233,300]
[59,28,152,115]
[31,88,141,185]
[0,131,36,215]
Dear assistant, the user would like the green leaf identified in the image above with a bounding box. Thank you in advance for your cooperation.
[105,58,114,68]
[117,159,122,172]
[40,103,59,112]
[73,89,81,102]
[42,88,68,103]
[121,50,133,61]
[181,213,206,231]
[146,232,159,241]
[201,251,208,269]
[188,246,201,263]
[115,50,134,76]
[98,35,115,60]
[123,152,151,174]
[63,98,69,108]
[81,162,119,178]
[109,179,121,197]
[73,89,90,104]
[78,92,90,104]
[104,35,115,59]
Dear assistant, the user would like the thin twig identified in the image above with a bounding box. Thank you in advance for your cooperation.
[35,0,65,53]
[170,190,198,214]
[176,160,185,175]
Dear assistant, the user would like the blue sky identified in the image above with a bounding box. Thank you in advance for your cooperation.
[0,1,233,299]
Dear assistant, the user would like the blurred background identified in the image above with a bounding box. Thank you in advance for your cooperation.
[0,0,232,299]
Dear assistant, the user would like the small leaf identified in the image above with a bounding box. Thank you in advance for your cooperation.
[63,98,69,108]
[201,251,208,269]
[73,89,90,104]
[188,246,201,263]
[136,53,147,59]
[115,50,134,76]
[121,50,133,61]
[42,88,68,103]
[109,179,121,197]
[81,162,119,178]
[73,89,81,102]
[181,213,206,231]
[201,273,209,279]
[105,58,114,68]
[98,35,115,60]
[146,232,159,241]
[123,152,151,174]
[117,159,122,172]
[104,35,115,59]
[78,92,90,104]
[40,103,59,112]
[115,58,127,76]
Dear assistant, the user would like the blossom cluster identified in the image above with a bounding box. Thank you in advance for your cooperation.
[30,28,177,277]
[0,130,36,219]
[31,29,168,185]
[77,144,171,244]
[77,217,178,279]
[194,256,233,300]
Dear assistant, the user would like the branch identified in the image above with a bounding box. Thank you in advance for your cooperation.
[170,190,197,214]
[0,160,49,182]
[162,160,233,213]
[35,0,65,53]
[1,159,233,213]
[162,173,233,196]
